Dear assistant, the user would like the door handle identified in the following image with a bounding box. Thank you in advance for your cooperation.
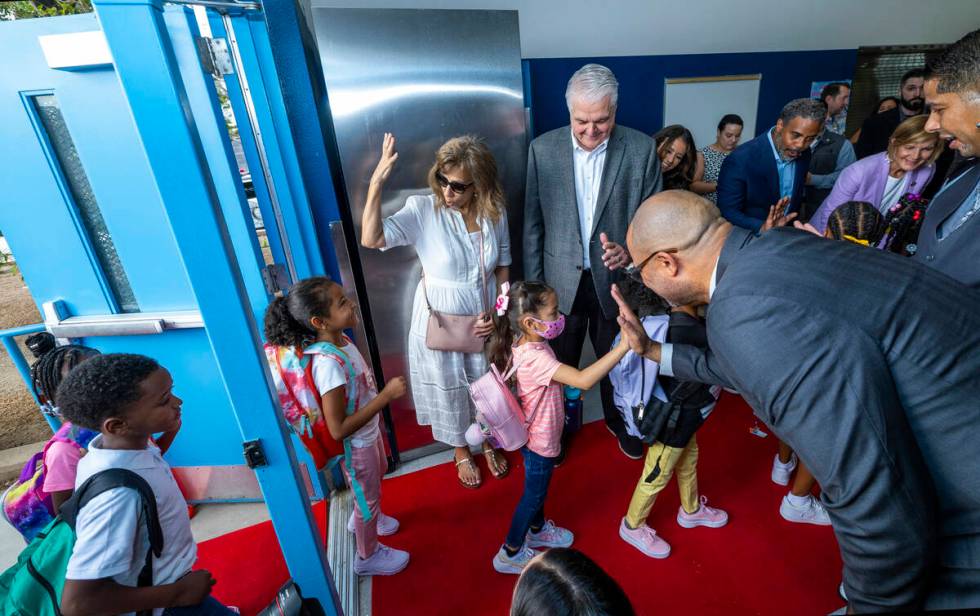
[42,300,203,339]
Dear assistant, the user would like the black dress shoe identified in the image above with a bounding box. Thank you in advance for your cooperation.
[617,432,644,459]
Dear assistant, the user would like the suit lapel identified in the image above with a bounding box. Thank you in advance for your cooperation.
[591,128,626,236]
[715,227,755,285]
[557,130,577,219]
[761,134,780,199]
[928,161,980,236]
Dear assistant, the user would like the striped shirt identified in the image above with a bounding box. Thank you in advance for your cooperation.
[513,341,564,458]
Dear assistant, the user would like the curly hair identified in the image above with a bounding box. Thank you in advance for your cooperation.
[511,548,635,616]
[487,280,554,372]
[826,201,887,246]
[263,276,336,348]
[30,342,100,408]
[56,354,160,430]
[615,275,669,319]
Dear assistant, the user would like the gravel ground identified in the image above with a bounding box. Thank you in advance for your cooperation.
[0,263,50,450]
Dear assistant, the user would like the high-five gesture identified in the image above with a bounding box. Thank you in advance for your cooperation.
[370,132,399,187]
[611,284,660,362]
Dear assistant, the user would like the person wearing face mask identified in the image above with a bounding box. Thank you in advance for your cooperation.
[361,133,512,489]
[914,28,980,289]
[715,99,824,232]
[691,114,743,204]
[854,69,926,159]
[653,125,697,190]
[524,63,662,460]
[810,115,942,236]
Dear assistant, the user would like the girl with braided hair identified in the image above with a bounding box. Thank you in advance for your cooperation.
[825,200,887,246]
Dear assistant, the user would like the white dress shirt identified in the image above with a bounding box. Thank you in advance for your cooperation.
[572,131,609,270]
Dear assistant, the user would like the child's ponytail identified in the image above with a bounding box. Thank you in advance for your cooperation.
[486,280,555,372]
[263,276,336,348]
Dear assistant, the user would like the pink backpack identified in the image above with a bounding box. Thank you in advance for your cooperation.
[468,362,544,451]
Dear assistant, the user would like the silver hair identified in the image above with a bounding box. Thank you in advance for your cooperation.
[565,63,619,112]
[779,98,827,125]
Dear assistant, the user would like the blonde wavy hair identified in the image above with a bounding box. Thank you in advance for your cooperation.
[427,135,505,223]
[887,115,944,167]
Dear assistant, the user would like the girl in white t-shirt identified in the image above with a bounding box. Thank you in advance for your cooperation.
[263,276,410,576]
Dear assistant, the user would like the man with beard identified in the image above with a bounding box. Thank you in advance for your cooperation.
[613,189,980,612]
[854,68,926,158]
[715,98,823,232]
[914,28,980,288]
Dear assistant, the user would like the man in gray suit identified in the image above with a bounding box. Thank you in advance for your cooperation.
[915,28,980,288]
[524,63,661,459]
[614,190,980,612]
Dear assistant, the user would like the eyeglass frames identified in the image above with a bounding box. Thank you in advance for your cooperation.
[435,171,474,195]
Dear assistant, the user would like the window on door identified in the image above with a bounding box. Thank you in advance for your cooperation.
[30,93,140,313]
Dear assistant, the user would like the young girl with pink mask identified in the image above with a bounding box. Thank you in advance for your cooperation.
[486,281,630,574]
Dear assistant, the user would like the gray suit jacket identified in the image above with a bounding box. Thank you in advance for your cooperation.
[672,227,980,612]
[523,125,661,319]
[913,158,980,289]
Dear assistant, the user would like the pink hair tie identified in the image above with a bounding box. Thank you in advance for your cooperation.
[494,282,511,316]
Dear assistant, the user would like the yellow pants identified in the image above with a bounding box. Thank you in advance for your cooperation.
[625,435,699,528]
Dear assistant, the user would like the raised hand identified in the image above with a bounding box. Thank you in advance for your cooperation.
[370,132,399,187]
[611,284,653,357]
[760,196,797,232]
[600,232,629,270]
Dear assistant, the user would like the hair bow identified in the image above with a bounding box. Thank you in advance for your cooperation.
[494,282,511,316]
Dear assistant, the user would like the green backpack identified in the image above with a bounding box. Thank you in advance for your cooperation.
[0,468,163,616]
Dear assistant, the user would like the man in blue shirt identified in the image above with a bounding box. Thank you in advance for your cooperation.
[716,99,824,231]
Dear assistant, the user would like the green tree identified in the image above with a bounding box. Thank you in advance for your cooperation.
[0,0,93,20]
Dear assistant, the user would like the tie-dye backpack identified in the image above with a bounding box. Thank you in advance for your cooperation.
[1,422,98,542]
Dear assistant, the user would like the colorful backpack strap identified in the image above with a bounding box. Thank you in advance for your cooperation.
[304,341,371,521]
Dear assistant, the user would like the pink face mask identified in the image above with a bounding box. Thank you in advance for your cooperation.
[527,314,566,340]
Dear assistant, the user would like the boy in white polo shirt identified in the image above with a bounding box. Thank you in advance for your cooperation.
[56,353,235,616]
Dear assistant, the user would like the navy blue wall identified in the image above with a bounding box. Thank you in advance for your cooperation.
[526,49,857,140]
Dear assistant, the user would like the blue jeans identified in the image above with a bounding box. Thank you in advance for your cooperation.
[163,595,236,616]
[504,447,556,549]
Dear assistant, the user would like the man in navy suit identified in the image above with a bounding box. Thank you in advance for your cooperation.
[716,98,824,231]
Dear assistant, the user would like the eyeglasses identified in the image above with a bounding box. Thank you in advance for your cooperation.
[435,171,474,195]
[624,248,678,284]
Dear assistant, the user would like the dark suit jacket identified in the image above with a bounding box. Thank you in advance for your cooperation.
[524,125,661,319]
[671,227,980,612]
[854,106,903,159]
[715,131,810,232]
[913,158,980,288]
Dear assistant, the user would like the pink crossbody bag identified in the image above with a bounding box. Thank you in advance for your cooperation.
[422,231,489,354]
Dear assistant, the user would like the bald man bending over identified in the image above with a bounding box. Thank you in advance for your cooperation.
[613,190,980,612]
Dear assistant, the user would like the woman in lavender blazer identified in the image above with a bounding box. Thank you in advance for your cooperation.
[811,115,943,233]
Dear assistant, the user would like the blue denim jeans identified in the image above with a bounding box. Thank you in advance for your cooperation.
[163,595,237,616]
[504,446,556,549]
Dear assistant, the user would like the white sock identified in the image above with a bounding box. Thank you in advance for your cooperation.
[774,454,795,468]
[786,492,811,507]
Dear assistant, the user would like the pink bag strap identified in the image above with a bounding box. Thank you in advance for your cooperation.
[494,358,548,428]
[422,226,489,314]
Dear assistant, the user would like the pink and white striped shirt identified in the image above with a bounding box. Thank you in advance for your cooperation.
[512,342,564,458]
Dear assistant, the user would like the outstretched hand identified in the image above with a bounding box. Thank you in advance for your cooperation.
[611,284,654,357]
[793,220,823,237]
[600,232,629,270]
[370,132,399,186]
[760,196,797,232]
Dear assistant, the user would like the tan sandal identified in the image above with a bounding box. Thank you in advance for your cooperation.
[482,443,510,479]
[455,455,482,489]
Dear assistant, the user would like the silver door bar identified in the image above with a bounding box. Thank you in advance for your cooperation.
[165,0,261,11]
[42,300,203,339]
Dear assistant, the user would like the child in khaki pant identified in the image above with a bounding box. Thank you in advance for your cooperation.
[611,282,728,559]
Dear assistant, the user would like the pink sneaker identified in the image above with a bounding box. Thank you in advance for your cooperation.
[353,543,410,576]
[347,510,399,536]
[619,518,671,559]
[676,496,729,528]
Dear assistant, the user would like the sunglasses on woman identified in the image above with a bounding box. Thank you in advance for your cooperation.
[435,171,474,195]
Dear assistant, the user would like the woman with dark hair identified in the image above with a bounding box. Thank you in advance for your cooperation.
[511,548,635,616]
[691,114,743,202]
[849,97,900,145]
[653,125,697,190]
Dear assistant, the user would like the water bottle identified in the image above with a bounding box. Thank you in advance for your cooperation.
[564,386,583,434]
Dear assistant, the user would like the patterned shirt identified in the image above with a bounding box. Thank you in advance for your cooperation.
[825,112,847,136]
[512,341,564,458]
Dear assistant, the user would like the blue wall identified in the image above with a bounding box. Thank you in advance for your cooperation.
[526,49,857,139]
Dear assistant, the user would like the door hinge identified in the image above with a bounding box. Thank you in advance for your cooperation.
[261,263,290,295]
[243,439,268,468]
[195,36,234,78]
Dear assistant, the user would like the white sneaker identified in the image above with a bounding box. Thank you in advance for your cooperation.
[492,545,537,575]
[780,494,831,526]
[347,510,399,536]
[526,520,574,548]
[771,453,798,486]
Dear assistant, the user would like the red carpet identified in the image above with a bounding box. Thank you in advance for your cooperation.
[196,394,844,615]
